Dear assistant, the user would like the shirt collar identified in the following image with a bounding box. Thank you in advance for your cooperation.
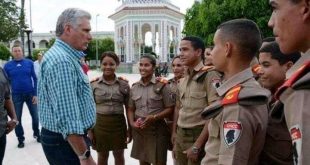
[187,61,204,75]
[138,75,156,86]
[286,49,310,79]
[216,68,253,96]
[98,75,118,84]
[55,38,85,59]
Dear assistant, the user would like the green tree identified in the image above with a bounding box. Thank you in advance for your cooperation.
[183,0,273,45]
[0,43,11,60]
[86,38,114,60]
[0,0,20,42]
[47,38,56,48]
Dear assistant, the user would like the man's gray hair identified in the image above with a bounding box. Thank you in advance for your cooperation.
[55,8,91,37]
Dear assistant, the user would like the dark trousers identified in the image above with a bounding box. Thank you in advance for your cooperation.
[12,93,39,142]
[0,133,6,165]
[41,128,90,165]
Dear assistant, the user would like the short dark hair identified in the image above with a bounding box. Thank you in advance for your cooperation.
[262,37,275,43]
[217,19,262,59]
[11,44,23,51]
[100,51,120,65]
[181,36,205,61]
[259,41,301,65]
[140,54,156,67]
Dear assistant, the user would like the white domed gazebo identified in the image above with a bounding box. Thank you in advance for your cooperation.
[109,0,184,66]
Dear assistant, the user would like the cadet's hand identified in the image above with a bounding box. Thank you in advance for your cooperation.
[6,120,17,134]
[32,96,37,104]
[130,121,140,130]
[126,129,132,144]
[183,147,199,162]
[172,143,177,159]
[87,130,96,150]
[171,132,176,145]
[140,115,155,129]
[80,156,96,165]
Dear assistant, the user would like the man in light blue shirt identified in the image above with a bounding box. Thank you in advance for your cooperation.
[38,8,96,165]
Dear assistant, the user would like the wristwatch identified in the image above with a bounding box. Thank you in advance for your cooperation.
[12,119,19,126]
[192,146,200,154]
[78,150,90,160]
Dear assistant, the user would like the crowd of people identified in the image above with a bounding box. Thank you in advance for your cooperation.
[0,0,309,164]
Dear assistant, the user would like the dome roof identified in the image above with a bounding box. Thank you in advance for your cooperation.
[123,0,171,4]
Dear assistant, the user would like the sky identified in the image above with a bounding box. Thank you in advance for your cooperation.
[16,0,196,33]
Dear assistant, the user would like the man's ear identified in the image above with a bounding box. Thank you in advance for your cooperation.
[301,0,310,21]
[196,48,203,58]
[225,42,232,57]
[63,24,71,35]
[284,61,294,71]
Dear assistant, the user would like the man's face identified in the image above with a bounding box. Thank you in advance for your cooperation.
[211,30,227,72]
[172,57,184,79]
[69,18,92,51]
[268,0,306,53]
[258,52,288,90]
[179,40,201,67]
[12,46,23,60]
[204,48,213,66]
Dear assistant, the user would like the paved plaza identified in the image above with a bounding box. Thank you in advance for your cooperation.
[3,70,174,165]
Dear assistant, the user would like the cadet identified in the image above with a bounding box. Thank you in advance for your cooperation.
[201,19,270,165]
[89,52,131,165]
[128,55,175,165]
[172,36,221,165]
[268,0,310,164]
[258,41,301,165]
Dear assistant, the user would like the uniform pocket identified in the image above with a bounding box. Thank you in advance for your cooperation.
[190,91,207,109]
[149,94,163,109]
[94,90,111,104]
[132,95,142,109]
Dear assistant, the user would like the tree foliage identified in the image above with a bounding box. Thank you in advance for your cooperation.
[85,38,115,60]
[0,43,11,60]
[183,0,273,45]
[0,0,20,42]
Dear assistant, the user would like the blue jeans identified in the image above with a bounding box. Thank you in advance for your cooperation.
[41,128,90,165]
[0,133,6,165]
[12,93,39,142]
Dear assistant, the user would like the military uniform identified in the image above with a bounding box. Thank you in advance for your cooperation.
[275,50,310,165]
[201,68,270,165]
[128,76,175,164]
[91,75,130,151]
[259,101,293,165]
[175,62,221,165]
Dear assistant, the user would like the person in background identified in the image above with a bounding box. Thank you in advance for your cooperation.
[204,46,213,66]
[268,0,310,163]
[161,62,169,77]
[0,67,18,165]
[81,57,89,75]
[201,19,270,165]
[173,36,221,165]
[34,52,43,79]
[4,45,40,148]
[38,8,96,165]
[89,51,131,165]
[128,55,175,165]
[258,41,301,165]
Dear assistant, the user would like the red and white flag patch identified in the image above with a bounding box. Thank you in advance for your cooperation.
[223,121,242,147]
[290,125,302,165]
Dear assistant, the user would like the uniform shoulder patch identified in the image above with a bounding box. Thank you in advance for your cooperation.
[156,77,168,84]
[275,61,310,99]
[118,76,129,82]
[90,77,100,83]
[223,121,242,147]
[221,85,242,106]
[290,125,302,164]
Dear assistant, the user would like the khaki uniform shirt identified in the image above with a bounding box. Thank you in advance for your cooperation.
[202,68,270,165]
[278,49,310,165]
[0,67,10,137]
[91,76,130,115]
[177,62,220,128]
[128,76,175,117]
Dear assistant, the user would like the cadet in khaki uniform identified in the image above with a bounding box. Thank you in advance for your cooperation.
[258,42,301,165]
[172,36,221,165]
[201,19,270,165]
[89,52,131,165]
[128,55,175,165]
[268,0,310,164]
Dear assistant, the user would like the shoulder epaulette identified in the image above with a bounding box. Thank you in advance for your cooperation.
[156,77,168,84]
[194,66,215,83]
[118,76,129,82]
[90,77,100,83]
[221,85,242,105]
[275,61,310,99]
[252,64,261,75]
[132,81,140,87]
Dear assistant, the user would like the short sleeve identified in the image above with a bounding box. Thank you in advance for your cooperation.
[205,71,221,104]
[162,84,175,108]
